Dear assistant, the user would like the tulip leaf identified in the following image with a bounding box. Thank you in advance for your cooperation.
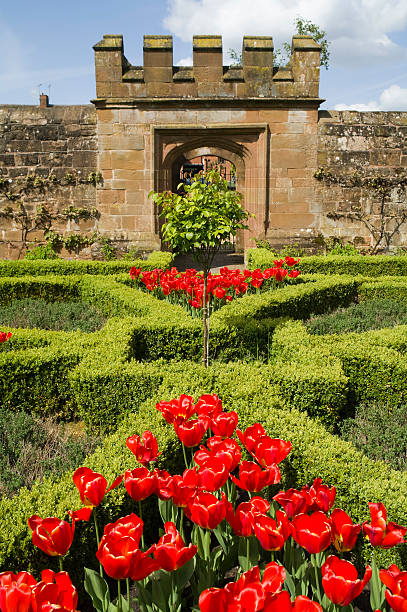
[84,568,110,612]
[151,570,170,611]
[174,557,196,590]
[283,570,296,598]
[213,525,228,553]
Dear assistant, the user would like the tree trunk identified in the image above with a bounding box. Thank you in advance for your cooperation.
[202,268,209,368]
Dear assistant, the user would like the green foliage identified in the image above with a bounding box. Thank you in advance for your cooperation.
[0,251,173,277]
[341,402,407,471]
[326,241,359,256]
[24,243,60,260]
[306,298,407,336]
[150,170,248,268]
[247,248,407,276]
[0,298,106,333]
[0,408,101,497]
[98,237,116,261]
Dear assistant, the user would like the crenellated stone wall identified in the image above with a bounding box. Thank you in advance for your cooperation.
[1,34,407,258]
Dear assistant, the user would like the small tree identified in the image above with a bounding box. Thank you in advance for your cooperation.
[149,170,249,367]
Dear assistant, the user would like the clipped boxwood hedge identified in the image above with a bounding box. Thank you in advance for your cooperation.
[1,360,406,586]
[247,247,407,276]
[0,251,172,277]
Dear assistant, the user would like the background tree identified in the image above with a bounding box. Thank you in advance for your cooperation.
[149,170,249,367]
[229,16,330,69]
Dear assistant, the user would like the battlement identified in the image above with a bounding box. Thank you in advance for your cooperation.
[93,34,321,103]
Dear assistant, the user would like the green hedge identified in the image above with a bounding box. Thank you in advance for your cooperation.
[247,247,407,276]
[1,361,406,585]
[0,251,173,277]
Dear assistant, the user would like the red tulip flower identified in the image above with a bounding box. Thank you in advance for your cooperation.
[154,522,197,572]
[362,502,407,549]
[72,467,123,507]
[169,469,200,507]
[252,437,292,468]
[330,508,361,553]
[210,411,238,438]
[380,564,407,611]
[185,492,227,530]
[156,394,195,426]
[290,511,332,554]
[153,469,173,501]
[194,436,242,472]
[175,418,209,448]
[321,555,372,606]
[28,516,76,557]
[305,478,336,513]
[194,394,223,419]
[226,497,270,537]
[197,457,230,492]
[284,256,300,267]
[129,267,141,280]
[263,592,322,611]
[124,468,156,502]
[236,423,267,454]
[288,270,301,279]
[273,488,310,519]
[0,332,12,343]
[199,565,265,612]
[254,511,291,551]
[230,460,281,493]
[126,431,160,465]
[0,572,37,612]
[33,570,79,612]
[96,513,159,581]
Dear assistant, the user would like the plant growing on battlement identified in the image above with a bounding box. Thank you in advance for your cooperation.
[315,167,407,254]
[149,169,249,367]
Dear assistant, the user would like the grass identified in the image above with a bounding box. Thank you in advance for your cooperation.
[0,298,106,333]
[0,407,102,497]
[305,297,407,335]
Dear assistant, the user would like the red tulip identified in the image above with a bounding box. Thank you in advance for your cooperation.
[28,516,75,557]
[290,511,332,554]
[0,572,37,612]
[321,555,372,606]
[236,423,267,454]
[72,467,123,507]
[263,592,322,611]
[33,570,79,612]
[96,514,159,581]
[305,478,336,513]
[126,431,160,465]
[175,418,209,448]
[362,502,407,549]
[124,468,156,502]
[185,492,227,529]
[153,469,173,501]
[273,488,310,519]
[330,508,361,553]
[0,332,12,343]
[169,469,200,507]
[230,460,281,493]
[210,411,238,438]
[284,256,300,267]
[197,457,230,492]
[194,394,223,419]
[129,267,141,280]
[252,437,292,468]
[254,511,291,551]
[226,497,270,537]
[154,522,197,572]
[156,394,195,426]
[380,564,407,611]
[288,270,301,279]
[194,437,241,472]
[199,565,264,612]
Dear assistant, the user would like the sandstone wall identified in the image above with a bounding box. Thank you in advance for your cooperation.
[316,110,407,250]
[0,105,98,258]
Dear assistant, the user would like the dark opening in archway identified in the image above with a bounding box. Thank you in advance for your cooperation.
[173,155,236,193]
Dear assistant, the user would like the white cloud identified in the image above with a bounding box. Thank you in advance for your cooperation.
[176,56,193,66]
[163,0,407,66]
[334,84,407,111]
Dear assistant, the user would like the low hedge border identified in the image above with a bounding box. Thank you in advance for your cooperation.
[247,248,407,276]
[0,251,172,277]
[1,360,406,585]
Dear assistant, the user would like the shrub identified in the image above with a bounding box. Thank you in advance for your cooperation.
[0,298,106,333]
[305,298,407,335]
[0,408,101,497]
[24,243,60,260]
[340,402,407,471]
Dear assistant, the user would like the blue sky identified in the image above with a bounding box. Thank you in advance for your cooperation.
[1,0,407,110]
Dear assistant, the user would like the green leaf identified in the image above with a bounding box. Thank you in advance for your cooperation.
[174,556,196,590]
[84,567,110,612]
